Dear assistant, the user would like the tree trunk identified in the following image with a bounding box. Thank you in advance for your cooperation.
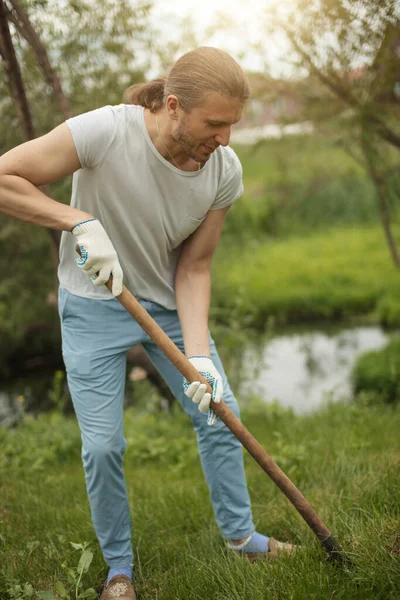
[0,0,35,140]
[0,2,61,271]
[7,0,72,119]
[361,131,400,269]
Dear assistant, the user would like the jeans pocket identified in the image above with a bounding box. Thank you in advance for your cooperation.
[63,351,92,377]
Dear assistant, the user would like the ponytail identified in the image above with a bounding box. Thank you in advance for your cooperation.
[122,77,166,112]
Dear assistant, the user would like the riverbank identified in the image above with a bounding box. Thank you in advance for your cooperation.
[1,401,399,599]
[212,224,400,328]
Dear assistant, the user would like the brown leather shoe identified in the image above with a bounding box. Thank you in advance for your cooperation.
[100,575,136,600]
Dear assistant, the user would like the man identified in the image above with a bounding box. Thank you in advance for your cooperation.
[0,47,295,600]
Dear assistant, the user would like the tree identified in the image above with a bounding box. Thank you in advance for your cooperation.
[267,0,400,267]
[0,0,171,403]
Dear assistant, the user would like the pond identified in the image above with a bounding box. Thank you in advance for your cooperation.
[223,324,389,413]
[0,324,391,426]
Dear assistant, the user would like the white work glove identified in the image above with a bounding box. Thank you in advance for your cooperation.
[183,356,223,426]
[72,218,123,296]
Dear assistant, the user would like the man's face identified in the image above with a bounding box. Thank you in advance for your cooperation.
[171,92,244,163]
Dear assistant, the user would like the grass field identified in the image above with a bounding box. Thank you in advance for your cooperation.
[1,135,400,600]
[208,136,400,329]
[1,399,399,599]
[212,224,400,329]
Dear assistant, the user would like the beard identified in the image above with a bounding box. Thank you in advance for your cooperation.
[173,116,216,163]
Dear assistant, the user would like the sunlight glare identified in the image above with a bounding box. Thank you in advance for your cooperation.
[151,0,289,74]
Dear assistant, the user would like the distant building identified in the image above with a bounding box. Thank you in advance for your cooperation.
[232,72,311,144]
[237,72,305,129]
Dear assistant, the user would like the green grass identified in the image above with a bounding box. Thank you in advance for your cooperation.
[1,401,399,599]
[212,224,400,328]
[236,136,366,189]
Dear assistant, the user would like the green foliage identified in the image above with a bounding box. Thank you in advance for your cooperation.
[0,0,153,149]
[0,219,58,362]
[59,542,96,600]
[352,337,400,405]
[0,411,81,471]
[1,540,96,600]
[212,224,400,328]
[0,402,399,598]
[377,296,400,328]
[125,414,198,473]
[48,370,69,412]
[0,404,200,474]
[228,136,400,240]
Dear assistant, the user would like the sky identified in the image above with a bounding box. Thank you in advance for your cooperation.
[148,0,292,77]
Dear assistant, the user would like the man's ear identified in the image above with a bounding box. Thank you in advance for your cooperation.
[166,95,179,119]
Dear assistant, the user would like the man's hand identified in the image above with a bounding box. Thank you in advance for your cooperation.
[183,356,223,425]
[72,218,123,296]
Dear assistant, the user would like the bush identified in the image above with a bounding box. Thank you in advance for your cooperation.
[378,296,400,328]
[226,136,379,240]
[0,412,82,471]
[352,337,400,404]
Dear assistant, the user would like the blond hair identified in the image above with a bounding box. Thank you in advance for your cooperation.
[123,47,251,112]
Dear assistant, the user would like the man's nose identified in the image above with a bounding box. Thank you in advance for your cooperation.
[215,127,231,147]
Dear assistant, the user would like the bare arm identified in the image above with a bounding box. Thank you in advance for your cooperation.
[175,206,229,357]
[0,123,94,231]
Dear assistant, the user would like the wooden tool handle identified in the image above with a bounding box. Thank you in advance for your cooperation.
[111,283,341,546]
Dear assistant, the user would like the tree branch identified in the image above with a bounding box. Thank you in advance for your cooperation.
[0,0,61,258]
[286,30,400,152]
[8,0,72,119]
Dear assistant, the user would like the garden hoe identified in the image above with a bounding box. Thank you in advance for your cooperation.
[102,277,352,567]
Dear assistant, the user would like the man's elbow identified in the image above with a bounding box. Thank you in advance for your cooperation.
[176,257,211,276]
[0,173,17,195]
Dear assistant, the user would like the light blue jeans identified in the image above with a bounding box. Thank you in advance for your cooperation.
[58,287,255,569]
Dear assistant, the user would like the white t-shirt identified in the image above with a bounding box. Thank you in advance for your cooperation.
[58,104,244,309]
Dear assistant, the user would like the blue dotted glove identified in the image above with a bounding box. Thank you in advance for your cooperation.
[183,356,223,426]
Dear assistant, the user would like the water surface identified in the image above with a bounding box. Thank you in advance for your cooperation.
[233,326,389,413]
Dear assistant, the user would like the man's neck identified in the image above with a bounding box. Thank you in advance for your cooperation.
[143,109,200,172]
